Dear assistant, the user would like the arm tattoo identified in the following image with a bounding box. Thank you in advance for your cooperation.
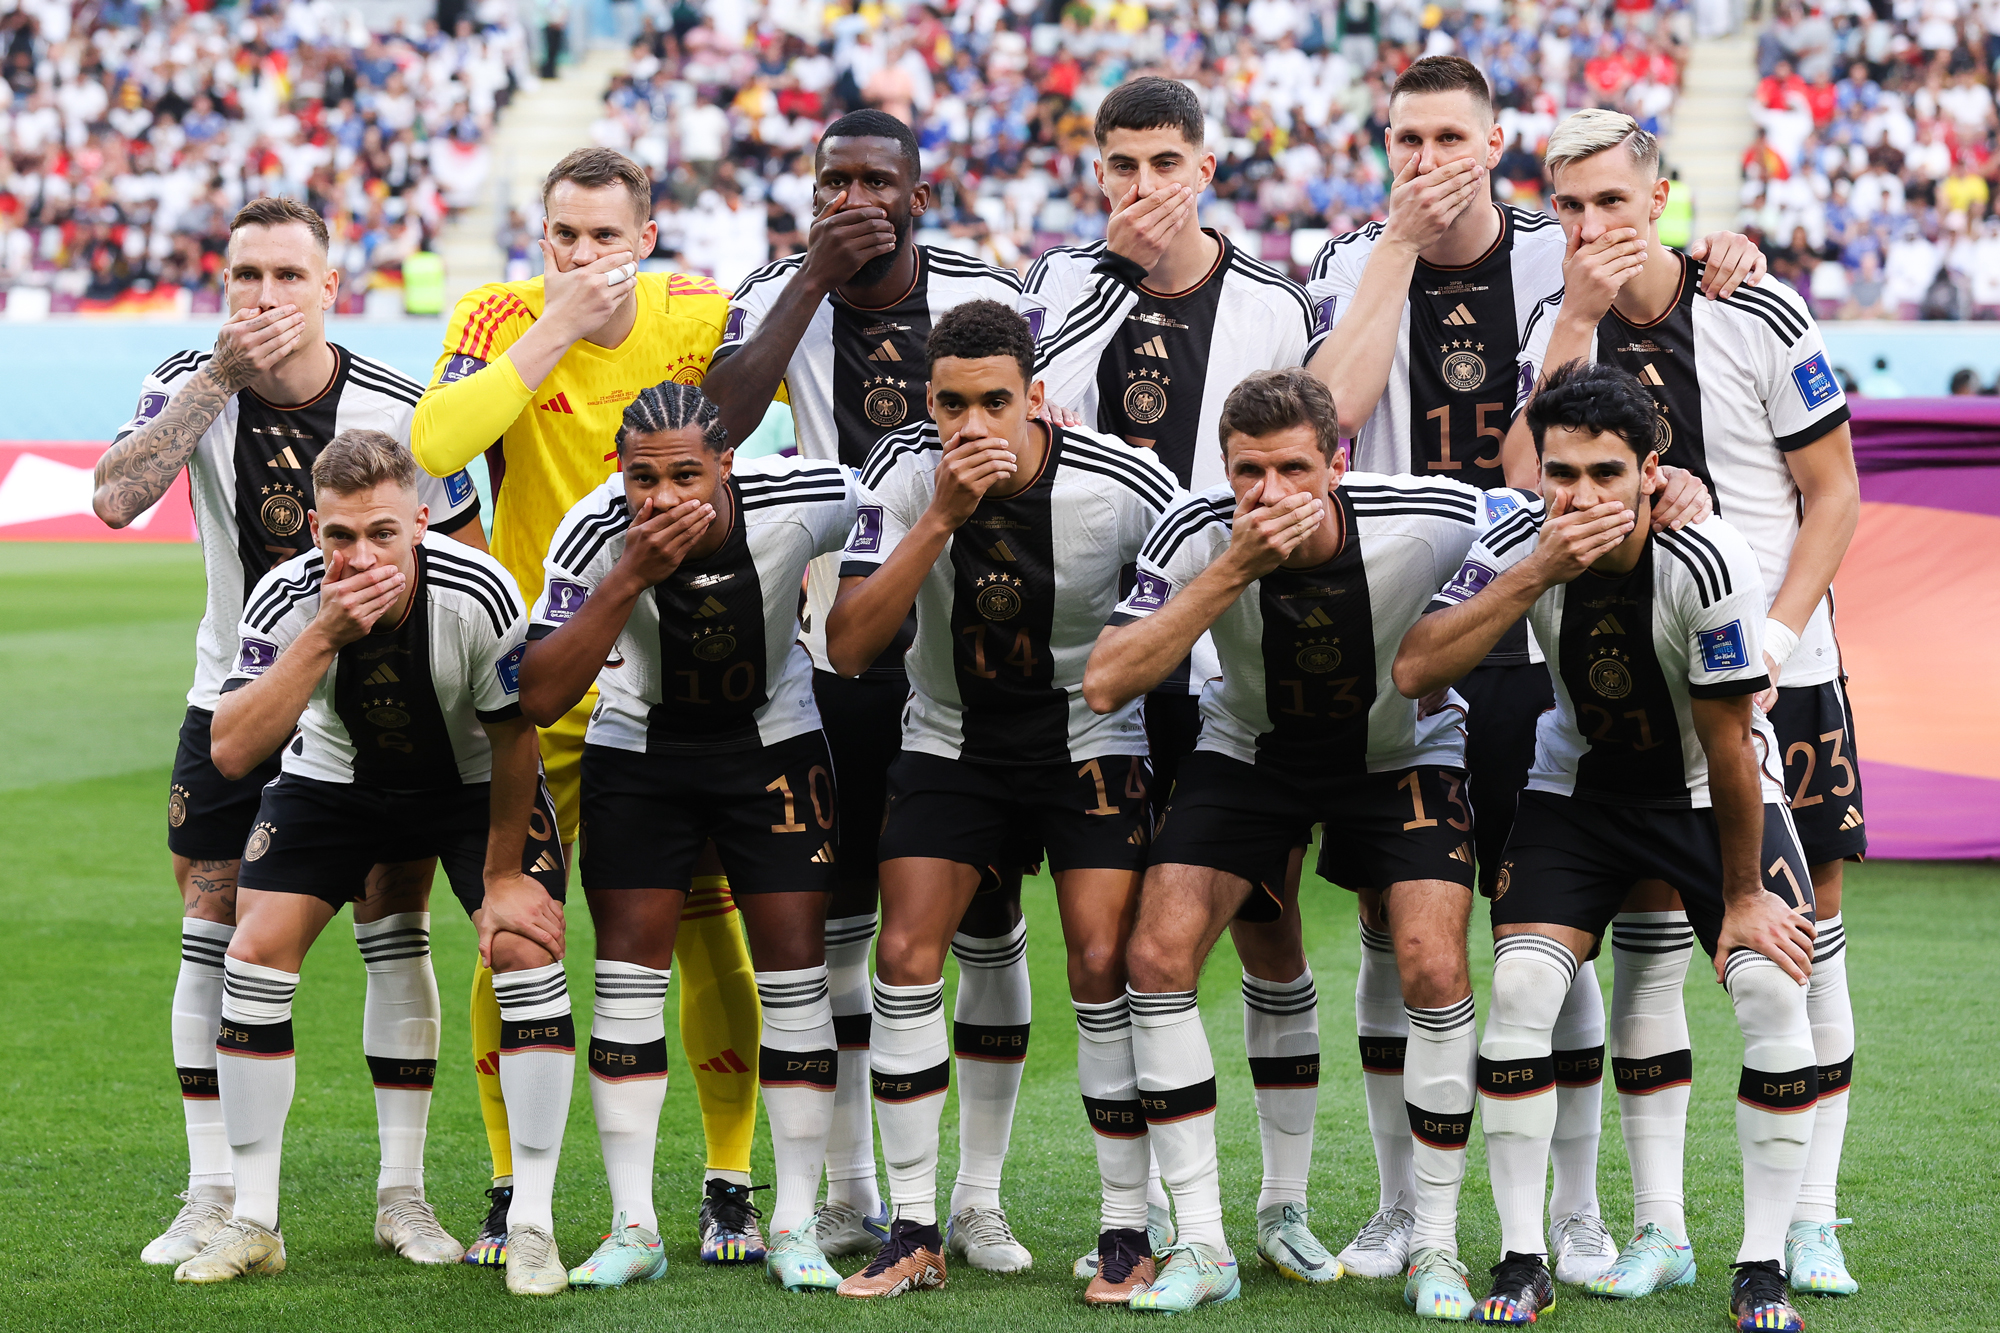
[93,334,257,527]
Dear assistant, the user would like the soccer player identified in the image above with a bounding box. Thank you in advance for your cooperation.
[171,431,568,1293]
[92,197,485,1267]
[517,382,862,1294]
[1301,55,1761,1283]
[1508,109,1862,1300]
[411,148,767,1268]
[701,110,1043,1269]
[1020,74,1338,1282]
[822,301,1177,1302]
[1082,369,1511,1314]
[1397,360,1818,1333]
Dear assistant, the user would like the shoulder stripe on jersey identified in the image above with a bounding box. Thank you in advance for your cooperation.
[1032,273,1133,371]
[552,494,630,572]
[1349,501,1482,525]
[861,421,942,489]
[1060,437,1177,509]
[1225,250,1316,322]
[427,569,515,637]
[346,363,423,407]
[1024,241,1106,294]
[1309,221,1383,281]
[923,249,1025,290]
[741,486,850,514]
[736,473,851,501]
[1521,288,1564,352]
[1717,280,1808,347]
[1484,507,1543,556]
[347,354,425,396]
[726,255,808,311]
[1343,481,1481,510]
[426,545,525,616]
[1657,527,1732,607]
[1656,531,1720,607]
[150,349,212,383]
[1509,207,1560,231]
[737,463,846,492]
[1138,495,1232,567]
[1060,456,1174,514]
[244,555,327,634]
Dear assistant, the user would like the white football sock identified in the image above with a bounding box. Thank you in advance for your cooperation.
[217,958,299,1231]
[1131,987,1224,1253]
[1550,956,1605,1221]
[758,967,837,1235]
[493,962,574,1236]
[1724,950,1817,1265]
[174,919,233,1191]
[1076,995,1148,1231]
[589,960,670,1233]
[1610,912,1694,1240]
[824,913,881,1216]
[1357,922,1415,1210]
[1405,995,1476,1257]
[355,913,439,1195]
[1147,1149,1170,1211]
[949,920,1030,1214]
[1479,936,1576,1257]
[871,977,948,1226]
[1795,914,1852,1224]
[1243,968,1318,1212]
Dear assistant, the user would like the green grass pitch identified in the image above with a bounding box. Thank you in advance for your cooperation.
[2,541,1995,1332]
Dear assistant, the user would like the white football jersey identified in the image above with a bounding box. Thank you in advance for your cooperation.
[225,533,527,787]
[842,420,1180,765]
[529,455,859,756]
[116,345,482,712]
[1517,256,1852,686]
[1109,473,1511,773]
[1431,504,1782,809]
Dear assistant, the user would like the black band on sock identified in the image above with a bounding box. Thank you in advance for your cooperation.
[366,1054,439,1090]
[1477,1054,1556,1099]
[953,1021,1030,1064]
[216,1019,293,1058]
[1139,1077,1218,1124]
[588,1036,668,1081]
[1082,1095,1148,1138]
[1737,1065,1819,1113]
[1817,1054,1854,1096]
[872,1058,949,1102]
[177,1066,220,1099]
[1612,1048,1693,1094]
[1248,1053,1321,1088]
[500,1013,575,1054]
[1553,1045,1606,1087]
[833,1012,872,1049]
[760,1046,838,1090]
[1359,1035,1407,1074]
[1406,1102,1474,1148]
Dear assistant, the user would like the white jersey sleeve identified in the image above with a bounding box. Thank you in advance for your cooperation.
[529,482,627,634]
[1743,287,1850,451]
[715,254,804,360]
[226,551,325,689]
[1026,244,1142,419]
[1658,522,1774,699]
[841,423,930,575]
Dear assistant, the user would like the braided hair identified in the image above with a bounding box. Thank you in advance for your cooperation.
[615,380,731,455]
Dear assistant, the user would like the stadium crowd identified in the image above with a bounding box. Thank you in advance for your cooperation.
[0,0,531,312]
[1747,0,2000,320]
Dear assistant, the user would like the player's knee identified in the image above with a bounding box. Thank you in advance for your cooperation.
[1489,947,1572,1032]
[1125,926,1195,995]
[873,927,947,988]
[490,933,556,974]
[1398,951,1469,1010]
[1064,937,1127,996]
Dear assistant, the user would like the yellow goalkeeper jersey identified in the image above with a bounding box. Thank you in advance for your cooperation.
[412,270,731,603]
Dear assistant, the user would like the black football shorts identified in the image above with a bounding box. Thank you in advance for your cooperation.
[878,750,1151,875]
[168,706,284,860]
[1769,679,1867,864]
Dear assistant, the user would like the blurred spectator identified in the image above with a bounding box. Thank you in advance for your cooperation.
[1949,365,1980,393]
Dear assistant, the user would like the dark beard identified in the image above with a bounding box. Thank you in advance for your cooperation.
[850,215,912,288]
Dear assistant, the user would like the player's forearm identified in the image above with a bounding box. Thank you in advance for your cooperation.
[211,630,336,779]
[1499,412,1539,488]
[413,360,534,476]
[480,717,540,882]
[1541,311,1598,384]
[1082,567,1245,713]
[826,521,951,676]
[498,318,587,395]
[704,277,826,446]
[1308,239,1419,437]
[1394,565,1547,697]
[518,579,640,725]
[92,369,233,527]
[1033,267,1139,412]
[1771,430,1859,637]
[1693,696,1766,902]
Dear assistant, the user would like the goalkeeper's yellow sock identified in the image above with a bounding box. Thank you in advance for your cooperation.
[677,876,762,1180]
[471,960,514,1184]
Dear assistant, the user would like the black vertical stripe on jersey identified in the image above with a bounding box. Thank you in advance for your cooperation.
[333,547,463,788]
[1091,231,1230,488]
[232,345,350,603]
[1596,255,1713,502]
[948,427,1066,763]
[646,479,770,752]
[1252,489,1376,772]
[1558,541,1691,807]
[827,254,936,469]
[1405,213,1521,488]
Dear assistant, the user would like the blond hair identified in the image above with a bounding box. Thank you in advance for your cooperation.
[1543,108,1660,182]
[312,429,419,497]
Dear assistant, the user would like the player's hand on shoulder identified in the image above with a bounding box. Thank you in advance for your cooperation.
[1225,485,1322,580]
[210,303,306,392]
[1106,183,1195,272]
[1714,891,1815,985]
[801,188,900,291]
[538,239,638,339]
[1382,153,1487,252]
[477,872,566,966]
[313,548,405,647]
[617,494,714,587]
[1688,231,1768,300]
[1529,490,1634,584]
[1646,465,1712,532]
[929,431,1018,526]
[1560,225,1648,324]
[1031,399,1084,429]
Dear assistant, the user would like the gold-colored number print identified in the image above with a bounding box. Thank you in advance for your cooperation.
[1274,677,1364,720]
[1823,729,1857,797]
[960,624,997,678]
[1442,772,1472,831]
[721,661,756,702]
[1424,405,1458,469]
[1398,770,1438,830]
[1767,854,1804,900]
[1078,758,1122,816]
[766,775,808,833]
[1785,741,1822,809]
[807,765,835,830]
[1473,402,1507,468]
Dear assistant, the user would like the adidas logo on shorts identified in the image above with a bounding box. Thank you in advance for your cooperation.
[1839,806,1863,831]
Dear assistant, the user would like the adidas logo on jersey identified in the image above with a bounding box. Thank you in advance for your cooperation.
[538,392,576,414]
[1443,303,1477,326]
[866,340,903,361]
[987,540,1017,562]
[1840,806,1864,831]
[1132,335,1170,358]
[692,595,728,618]
[698,1049,751,1075]
[266,446,305,469]
[1449,842,1474,865]
[1592,614,1626,637]
[1299,607,1334,629]
[363,662,401,686]
[530,850,562,874]
[810,841,837,864]
[1638,363,1667,386]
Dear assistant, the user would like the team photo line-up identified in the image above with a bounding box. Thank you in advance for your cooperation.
[98,54,1863,1331]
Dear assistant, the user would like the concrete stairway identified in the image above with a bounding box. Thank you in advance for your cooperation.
[1666,28,1762,244]
[436,46,627,311]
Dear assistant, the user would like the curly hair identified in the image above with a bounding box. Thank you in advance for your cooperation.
[615,381,730,454]
[924,298,1036,386]
[1525,360,1663,459]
